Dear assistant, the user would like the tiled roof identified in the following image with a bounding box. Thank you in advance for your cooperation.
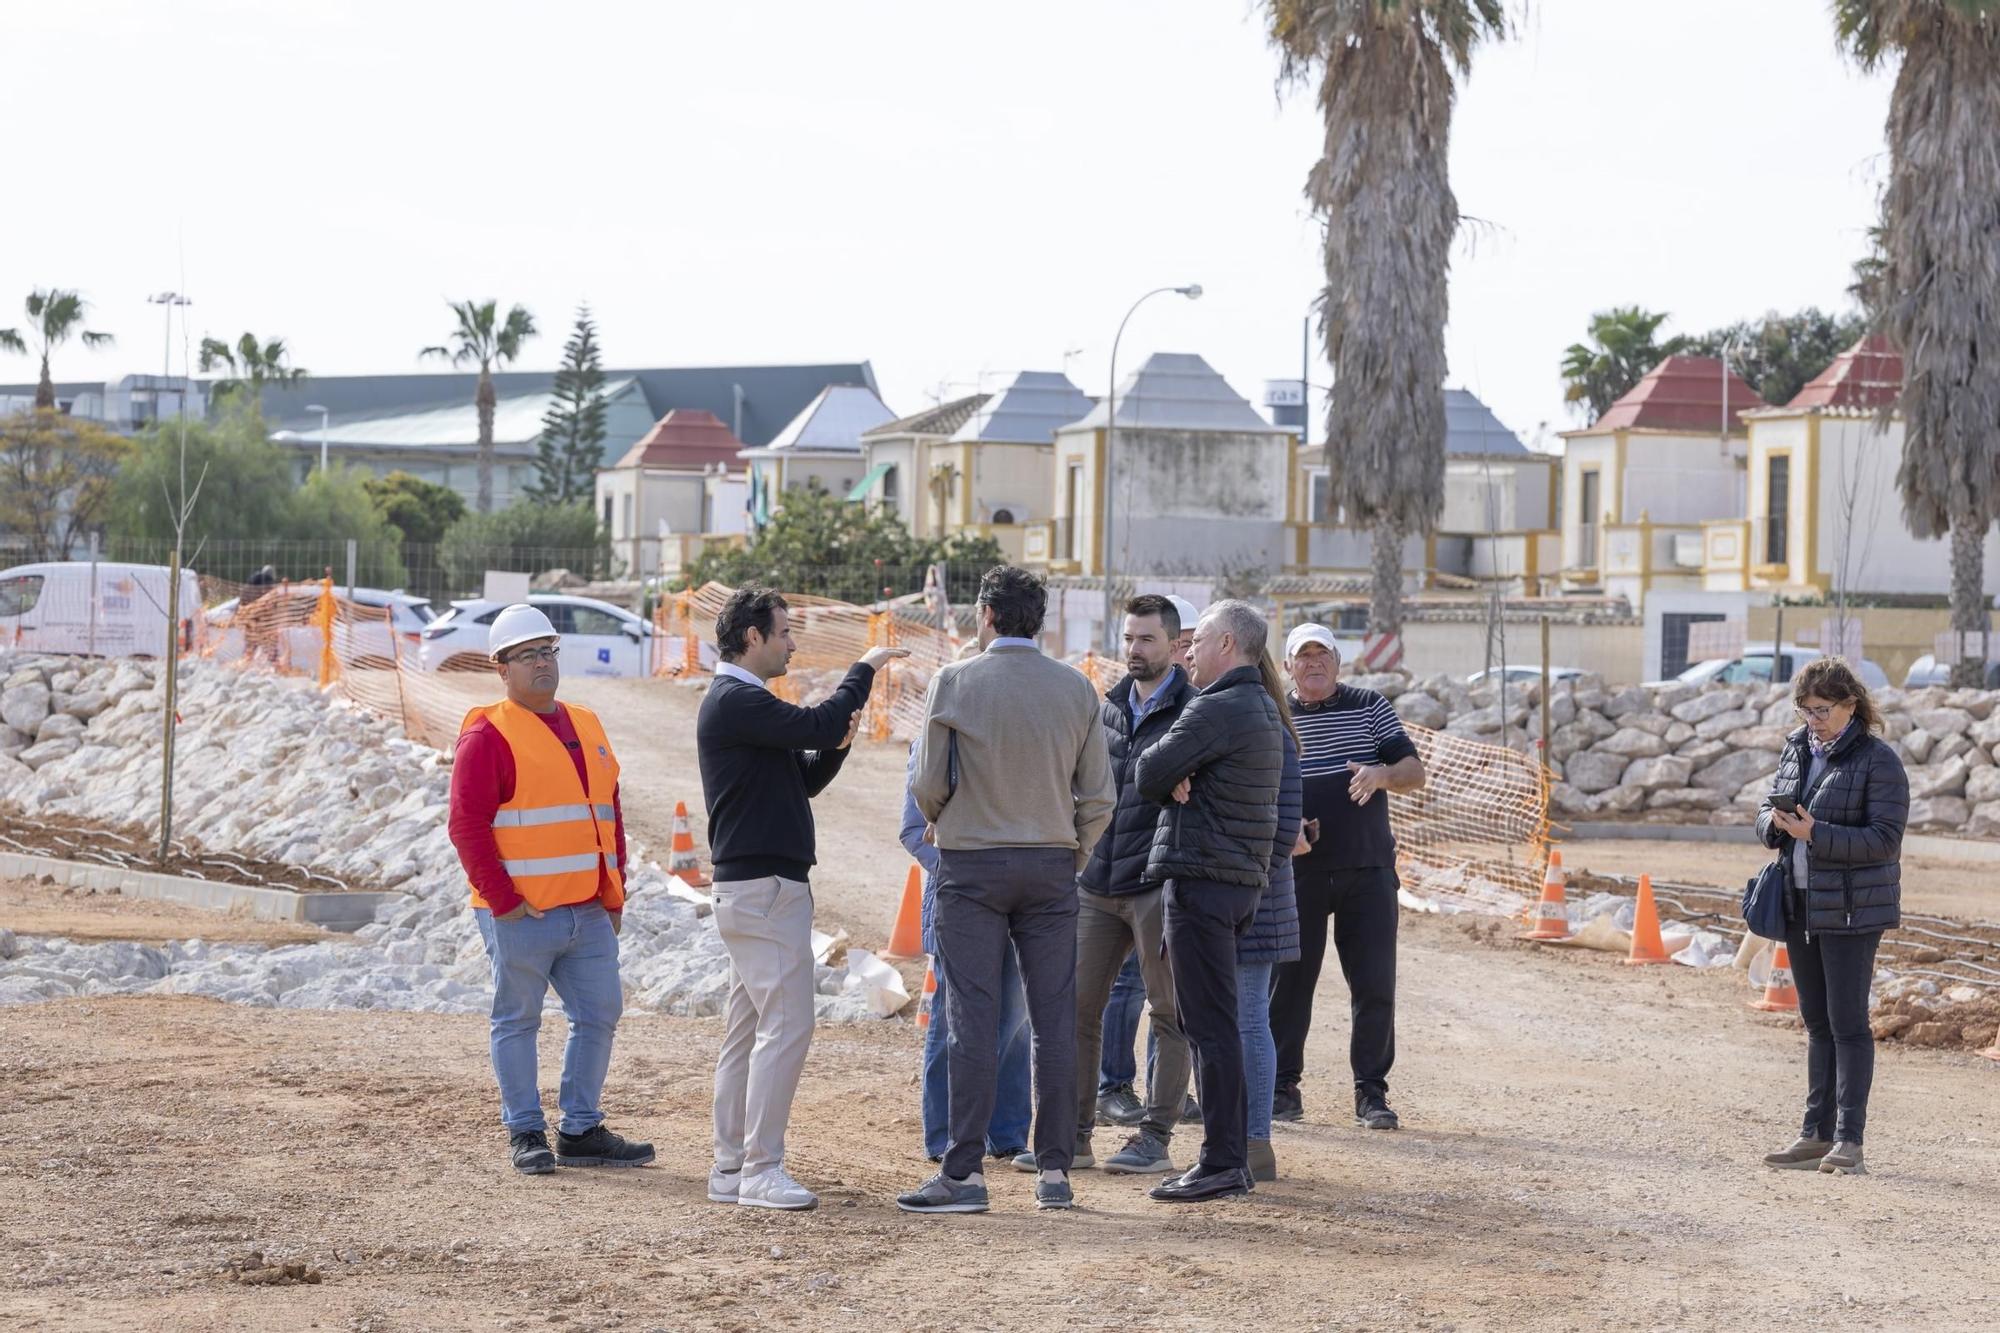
[862,394,989,440]
[1784,334,1901,411]
[1443,389,1527,455]
[611,408,744,470]
[951,371,1095,444]
[753,384,897,454]
[1572,354,1768,434]
[1065,353,1289,434]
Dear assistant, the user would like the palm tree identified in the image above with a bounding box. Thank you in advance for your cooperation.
[1835,0,2000,686]
[198,333,308,404]
[0,288,116,410]
[1559,307,1684,422]
[1264,0,1510,640]
[420,299,537,513]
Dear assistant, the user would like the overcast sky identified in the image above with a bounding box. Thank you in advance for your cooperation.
[5,0,1892,450]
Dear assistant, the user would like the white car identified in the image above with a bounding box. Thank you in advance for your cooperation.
[1466,665,1586,687]
[204,586,436,667]
[0,561,202,657]
[1903,653,2000,689]
[1657,644,1889,690]
[418,594,661,677]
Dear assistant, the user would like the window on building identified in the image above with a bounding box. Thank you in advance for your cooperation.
[1765,455,1790,565]
[1309,472,1331,525]
[603,494,614,530]
[622,493,634,538]
[1578,470,1601,566]
[1063,463,1085,559]
[881,464,899,515]
[992,507,1015,525]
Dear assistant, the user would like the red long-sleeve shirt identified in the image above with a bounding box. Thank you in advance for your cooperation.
[448,704,626,917]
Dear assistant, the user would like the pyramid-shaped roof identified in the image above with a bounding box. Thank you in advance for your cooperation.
[1574,355,1768,434]
[1066,353,1288,434]
[1784,334,1901,411]
[611,408,744,470]
[1444,389,1527,455]
[862,394,989,440]
[757,384,896,454]
[951,370,1095,444]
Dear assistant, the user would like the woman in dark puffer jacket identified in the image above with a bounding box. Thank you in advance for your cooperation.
[1756,658,1907,1177]
[1239,653,1302,1184]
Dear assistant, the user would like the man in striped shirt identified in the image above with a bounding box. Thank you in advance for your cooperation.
[1269,623,1425,1131]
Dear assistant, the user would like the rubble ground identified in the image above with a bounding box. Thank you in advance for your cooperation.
[4,907,1997,1332]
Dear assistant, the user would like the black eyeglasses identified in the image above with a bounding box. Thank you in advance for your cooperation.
[502,646,560,665]
[1795,703,1840,722]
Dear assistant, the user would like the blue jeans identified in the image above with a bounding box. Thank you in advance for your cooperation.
[1099,949,1146,1092]
[1236,962,1276,1142]
[474,902,624,1136]
[922,945,1032,1158]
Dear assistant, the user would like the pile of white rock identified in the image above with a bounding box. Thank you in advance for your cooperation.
[0,653,905,1020]
[1345,669,2000,836]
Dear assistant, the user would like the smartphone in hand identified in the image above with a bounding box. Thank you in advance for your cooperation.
[1770,793,1798,814]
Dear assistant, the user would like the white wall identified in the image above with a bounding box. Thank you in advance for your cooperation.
[1814,416,2000,595]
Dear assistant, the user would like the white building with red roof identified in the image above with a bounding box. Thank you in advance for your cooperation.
[1558,354,1769,612]
[593,408,750,578]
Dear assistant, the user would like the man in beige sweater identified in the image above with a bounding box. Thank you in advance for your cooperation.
[896,566,1114,1215]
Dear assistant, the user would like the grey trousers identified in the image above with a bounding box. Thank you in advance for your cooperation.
[935,846,1079,1180]
[711,875,816,1178]
[1073,886,1189,1144]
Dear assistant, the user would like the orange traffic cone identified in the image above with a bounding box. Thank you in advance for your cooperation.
[1623,873,1672,965]
[883,865,925,962]
[916,959,938,1029]
[668,801,710,887]
[1752,942,1799,1012]
[1519,849,1571,941]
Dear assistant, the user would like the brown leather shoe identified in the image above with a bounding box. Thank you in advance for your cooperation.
[1762,1136,1832,1170]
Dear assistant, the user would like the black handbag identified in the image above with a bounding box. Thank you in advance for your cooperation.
[1741,858,1787,941]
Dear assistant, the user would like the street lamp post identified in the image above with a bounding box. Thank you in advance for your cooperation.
[146,292,191,419]
[306,403,330,473]
[1101,283,1202,652]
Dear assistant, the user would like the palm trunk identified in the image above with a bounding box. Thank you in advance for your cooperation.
[475,368,496,513]
[1369,522,1404,638]
[1949,508,1988,688]
[35,356,54,411]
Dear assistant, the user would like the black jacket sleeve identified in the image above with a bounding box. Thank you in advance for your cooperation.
[1134,694,1228,805]
[723,663,875,752]
[797,741,852,798]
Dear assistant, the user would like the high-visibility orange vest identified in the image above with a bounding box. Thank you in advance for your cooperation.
[460,699,625,913]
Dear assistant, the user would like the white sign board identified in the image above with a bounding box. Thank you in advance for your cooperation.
[483,570,532,605]
[1933,627,2000,665]
[1685,620,1744,663]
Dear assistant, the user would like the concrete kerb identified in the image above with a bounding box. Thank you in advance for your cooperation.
[0,851,406,932]
[1565,820,2000,866]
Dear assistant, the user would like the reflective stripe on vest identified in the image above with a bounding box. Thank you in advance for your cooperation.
[491,803,618,828]
[460,698,624,913]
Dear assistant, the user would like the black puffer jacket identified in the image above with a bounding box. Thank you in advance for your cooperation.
[1134,664,1282,890]
[1756,723,1907,935]
[1079,668,1196,897]
[1238,726,1303,965]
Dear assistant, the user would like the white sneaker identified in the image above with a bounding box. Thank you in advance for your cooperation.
[737,1166,818,1211]
[707,1165,741,1204]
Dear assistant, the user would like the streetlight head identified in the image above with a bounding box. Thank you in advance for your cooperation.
[1178,284,1203,300]
[306,403,328,413]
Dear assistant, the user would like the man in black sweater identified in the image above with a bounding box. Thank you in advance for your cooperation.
[696,587,906,1212]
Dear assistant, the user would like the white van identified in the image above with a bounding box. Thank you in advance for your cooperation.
[0,561,203,658]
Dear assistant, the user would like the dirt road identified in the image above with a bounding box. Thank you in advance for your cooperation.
[5,903,1999,1331]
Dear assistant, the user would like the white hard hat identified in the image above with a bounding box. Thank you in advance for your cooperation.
[489,603,559,659]
[1165,595,1199,636]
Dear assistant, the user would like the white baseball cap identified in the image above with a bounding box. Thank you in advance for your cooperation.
[1165,595,1199,636]
[1285,623,1341,660]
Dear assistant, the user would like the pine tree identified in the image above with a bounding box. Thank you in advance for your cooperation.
[527,305,608,505]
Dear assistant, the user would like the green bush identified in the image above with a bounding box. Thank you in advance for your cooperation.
[439,501,608,591]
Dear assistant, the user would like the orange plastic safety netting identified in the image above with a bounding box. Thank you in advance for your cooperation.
[657,581,1549,913]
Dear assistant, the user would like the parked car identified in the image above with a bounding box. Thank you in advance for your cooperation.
[1466,665,1587,687]
[204,586,436,667]
[1902,653,2000,689]
[417,593,669,677]
[1654,644,1889,691]
[0,561,201,657]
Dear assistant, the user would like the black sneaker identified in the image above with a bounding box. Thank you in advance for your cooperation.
[1095,1084,1145,1126]
[1271,1084,1303,1123]
[1180,1096,1203,1125]
[1355,1093,1400,1131]
[555,1124,656,1167]
[510,1130,556,1175]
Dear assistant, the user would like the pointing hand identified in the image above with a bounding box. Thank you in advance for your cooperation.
[860,646,911,670]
